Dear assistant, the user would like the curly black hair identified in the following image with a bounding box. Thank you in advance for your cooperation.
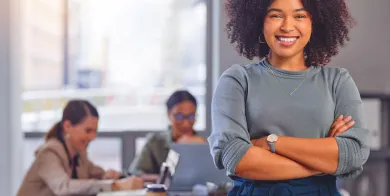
[225,0,355,66]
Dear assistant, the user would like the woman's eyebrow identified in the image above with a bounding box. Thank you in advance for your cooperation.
[266,8,306,14]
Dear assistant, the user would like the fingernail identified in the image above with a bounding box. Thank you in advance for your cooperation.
[347,116,352,119]
[339,115,344,118]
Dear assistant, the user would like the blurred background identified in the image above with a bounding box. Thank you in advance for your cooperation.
[1,0,390,195]
[20,0,208,172]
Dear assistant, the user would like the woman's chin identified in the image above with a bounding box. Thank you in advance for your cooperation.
[77,146,88,153]
[181,130,194,135]
[272,50,299,59]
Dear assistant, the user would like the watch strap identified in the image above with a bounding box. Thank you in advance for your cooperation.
[269,142,276,153]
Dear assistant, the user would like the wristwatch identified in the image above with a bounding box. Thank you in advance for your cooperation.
[267,134,278,153]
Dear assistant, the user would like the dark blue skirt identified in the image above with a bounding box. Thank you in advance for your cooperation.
[229,175,341,196]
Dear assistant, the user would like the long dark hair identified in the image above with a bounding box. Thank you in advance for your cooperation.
[45,99,99,141]
[166,90,197,113]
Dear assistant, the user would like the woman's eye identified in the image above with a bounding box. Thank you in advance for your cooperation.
[270,14,282,18]
[85,128,95,134]
[295,14,307,19]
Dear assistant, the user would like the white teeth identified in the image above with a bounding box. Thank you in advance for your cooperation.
[279,37,297,42]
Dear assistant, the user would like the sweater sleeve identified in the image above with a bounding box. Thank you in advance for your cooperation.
[333,68,370,179]
[207,65,253,176]
[86,159,106,179]
[128,133,161,175]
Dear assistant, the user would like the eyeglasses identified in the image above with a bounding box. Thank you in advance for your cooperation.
[173,113,196,121]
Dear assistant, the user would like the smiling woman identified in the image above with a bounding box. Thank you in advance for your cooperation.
[225,0,354,67]
[209,0,369,195]
[17,100,144,196]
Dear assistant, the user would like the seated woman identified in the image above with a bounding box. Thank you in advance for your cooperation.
[18,99,144,196]
[128,90,205,182]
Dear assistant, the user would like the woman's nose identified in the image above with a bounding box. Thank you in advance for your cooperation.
[87,132,97,141]
[181,119,192,128]
[280,17,295,32]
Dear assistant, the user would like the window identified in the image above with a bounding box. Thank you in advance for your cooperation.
[87,138,122,171]
[22,0,207,132]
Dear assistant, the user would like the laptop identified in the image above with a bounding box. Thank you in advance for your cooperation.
[160,143,231,192]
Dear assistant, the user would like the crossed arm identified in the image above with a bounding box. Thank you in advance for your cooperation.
[235,116,354,180]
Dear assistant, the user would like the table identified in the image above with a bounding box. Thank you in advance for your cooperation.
[97,189,147,196]
[97,190,193,196]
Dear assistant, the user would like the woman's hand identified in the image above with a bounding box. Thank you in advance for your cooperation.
[176,135,205,144]
[112,176,144,191]
[251,137,268,150]
[103,169,121,180]
[328,115,355,137]
[139,174,160,183]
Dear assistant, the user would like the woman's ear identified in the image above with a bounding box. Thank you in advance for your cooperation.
[167,111,173,121]
[62,120,72,133]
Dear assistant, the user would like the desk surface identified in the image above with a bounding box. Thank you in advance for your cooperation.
[97,189,146,196]
[97,189,193,196]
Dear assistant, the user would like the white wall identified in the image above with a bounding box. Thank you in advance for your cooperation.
[328,0,390,93]
[0,0,24,195]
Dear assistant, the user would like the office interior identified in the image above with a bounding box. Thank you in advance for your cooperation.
[1,0,390,195]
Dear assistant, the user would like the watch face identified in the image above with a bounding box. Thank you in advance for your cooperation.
[267,134,278,142]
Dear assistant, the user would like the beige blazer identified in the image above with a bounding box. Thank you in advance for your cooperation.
[17,139,113,196]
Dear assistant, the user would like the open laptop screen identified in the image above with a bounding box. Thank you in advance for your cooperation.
[159,144,230,192]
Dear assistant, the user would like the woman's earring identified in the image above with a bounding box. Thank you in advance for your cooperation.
[65,133,70,140]
[259,35,266,44]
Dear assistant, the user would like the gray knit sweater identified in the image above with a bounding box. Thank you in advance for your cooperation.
[208,59,370,179]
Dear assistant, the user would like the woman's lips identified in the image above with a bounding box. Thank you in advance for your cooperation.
[276,36,299,46]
